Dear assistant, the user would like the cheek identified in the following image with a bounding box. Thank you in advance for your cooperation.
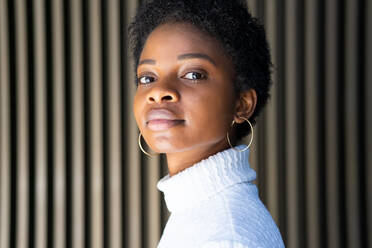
[186,90,234,137]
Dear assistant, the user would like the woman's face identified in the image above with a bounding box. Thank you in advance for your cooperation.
[133,23,238,154]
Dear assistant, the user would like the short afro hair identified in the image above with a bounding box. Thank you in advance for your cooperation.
[128,0,272,143]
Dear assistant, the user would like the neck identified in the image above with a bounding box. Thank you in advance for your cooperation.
[165,139,231,177]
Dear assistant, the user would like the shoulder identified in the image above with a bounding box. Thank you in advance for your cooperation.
[200,240,258,248]
[207,183,285,247]
[200,239,284,248]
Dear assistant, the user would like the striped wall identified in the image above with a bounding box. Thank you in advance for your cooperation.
[0,0,371,247]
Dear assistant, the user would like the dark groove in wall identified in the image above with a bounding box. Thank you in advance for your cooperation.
[26,0,36,247]
[276,0,287,244]
[317,1,327,247]
[160,154,168,231]
[7,0,17,246]
[296,1,307,247]
[82,0,91,247]
[64,0,73,246]
[337,0,347,247]
[45,0,55,247]
[258,117,266,203]
[357,0,367,246]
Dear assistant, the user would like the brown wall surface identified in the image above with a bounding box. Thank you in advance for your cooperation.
[0,0,371,247]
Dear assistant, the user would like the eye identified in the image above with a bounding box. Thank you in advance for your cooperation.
[137,75,156,85]
[182,71,207,81]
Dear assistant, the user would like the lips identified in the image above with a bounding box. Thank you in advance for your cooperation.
[145,108,184,131]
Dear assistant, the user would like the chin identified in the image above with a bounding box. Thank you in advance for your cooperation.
[150,137,193,154]
[151,140,181,153]
[145,130,182,152]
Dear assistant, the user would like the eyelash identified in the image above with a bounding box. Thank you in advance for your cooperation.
[137,71,208,85]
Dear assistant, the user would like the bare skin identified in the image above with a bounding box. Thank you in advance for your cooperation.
[133,23,257,176]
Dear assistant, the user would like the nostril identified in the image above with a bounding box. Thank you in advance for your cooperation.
[148,95,172,102]
[162,95,173,101]
[147,90,179,103]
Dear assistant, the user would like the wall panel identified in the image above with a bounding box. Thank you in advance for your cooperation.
[69,0,85,247]
[32,0,47,247]
[366,2,372,247]
[324,0,342,247]
[304,0,322,247]
[14,0,30,247]
[0,0,10,247]
[0,0,370,248]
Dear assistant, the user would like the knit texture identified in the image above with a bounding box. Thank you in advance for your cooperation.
[156,145,285,248]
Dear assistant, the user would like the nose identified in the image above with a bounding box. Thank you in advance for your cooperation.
[147,83,180,103]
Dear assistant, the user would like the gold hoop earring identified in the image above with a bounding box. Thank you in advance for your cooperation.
[138,133,158,157]
[226,116,254,152]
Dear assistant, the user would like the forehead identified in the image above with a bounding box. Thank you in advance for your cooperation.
[140,23,226,61]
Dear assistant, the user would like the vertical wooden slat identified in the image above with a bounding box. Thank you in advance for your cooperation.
[246,0,258,17]
[107,0,122,247]
[14,0,29,246]
[0,0,10,246]
[146,157,161,248]
[89,0,104,247]
[366,1,372,246]
[304,0,321,247]
[284,0,301,247]
[33,0,47,247]
[70,0,85,247]
[344,0,361,247]
[248,130,259,173]
[51,0,66,248]
[325,0,341,247]
[123,1,141,248]
[263,0,280,223]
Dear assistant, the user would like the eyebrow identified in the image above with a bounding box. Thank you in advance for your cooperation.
[138,59,156,66]
[177,53,216,65]
[138,53,216,66]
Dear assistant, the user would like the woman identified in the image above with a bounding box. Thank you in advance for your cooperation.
[128,0,285,247]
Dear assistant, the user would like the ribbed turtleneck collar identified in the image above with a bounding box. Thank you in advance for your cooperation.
[157,145,257,213]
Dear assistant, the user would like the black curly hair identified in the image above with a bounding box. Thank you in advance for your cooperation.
[128,0,272,143]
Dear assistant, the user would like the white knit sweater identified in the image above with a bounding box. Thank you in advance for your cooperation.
[156,145,285,248]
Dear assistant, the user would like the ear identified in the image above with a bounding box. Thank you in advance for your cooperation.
[234,89,257,124]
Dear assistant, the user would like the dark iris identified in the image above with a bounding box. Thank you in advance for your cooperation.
[191,72,202,79]
[185,72,204,80]
[138,76,155,84]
